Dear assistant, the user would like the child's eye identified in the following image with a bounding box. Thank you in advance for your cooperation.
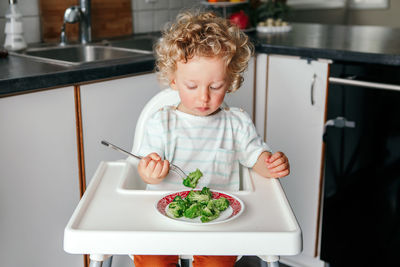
[210,85,223,90]
[186,85,197,90]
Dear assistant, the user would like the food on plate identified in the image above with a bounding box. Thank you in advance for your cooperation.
[182,168,203,188]
[167,186,230,223]
[186,186,212,203]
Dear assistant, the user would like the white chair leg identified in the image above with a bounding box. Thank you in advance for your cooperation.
[180,255,193,267]
[89,254,112,267]
[258,255,280,267]
[267,261,279,267]
[89,260,103,267]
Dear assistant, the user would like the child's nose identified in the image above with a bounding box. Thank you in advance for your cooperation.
[199,88,210,102]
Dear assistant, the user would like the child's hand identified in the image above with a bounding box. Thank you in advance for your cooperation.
[253,151,290,178]
[138,153,169,184]
[265,151,290,178]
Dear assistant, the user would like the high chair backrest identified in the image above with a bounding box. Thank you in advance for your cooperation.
[131,88,179,154]
[131,88,229,155]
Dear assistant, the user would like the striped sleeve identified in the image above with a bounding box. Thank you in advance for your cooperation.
[137,111,165,159]
[234,109,271,168]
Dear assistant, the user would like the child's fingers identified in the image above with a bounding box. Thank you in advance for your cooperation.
[266,155,287,168]
[151,160,165,178]
[139,156,151,169]
[146,159,157,173]
[147,152,161,161]
[159,160,170,178]
[269,163,288,173]
[272,169,290,178]
[267,151,284,163]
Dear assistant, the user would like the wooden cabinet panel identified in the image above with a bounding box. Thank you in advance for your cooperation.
[39,0,132,42]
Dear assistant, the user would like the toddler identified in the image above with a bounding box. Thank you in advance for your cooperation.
[135,10,290,267]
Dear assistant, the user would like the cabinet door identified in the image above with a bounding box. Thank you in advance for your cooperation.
[266,55,329,267]
[80,73,161,183]
[0,87,82,267]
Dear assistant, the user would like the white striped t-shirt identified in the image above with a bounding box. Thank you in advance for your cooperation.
[138,105,271,191]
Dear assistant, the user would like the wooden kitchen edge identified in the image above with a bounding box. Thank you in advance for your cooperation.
[314,63,331,257]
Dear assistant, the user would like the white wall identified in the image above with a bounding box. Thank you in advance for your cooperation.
[0,0,201,46]
[132,0,200,33]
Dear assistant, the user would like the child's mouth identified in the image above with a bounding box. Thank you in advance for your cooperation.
[196,107,209,112]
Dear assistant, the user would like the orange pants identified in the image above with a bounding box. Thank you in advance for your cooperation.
[133,255,237,267]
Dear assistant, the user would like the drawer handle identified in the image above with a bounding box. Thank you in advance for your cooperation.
[311,73,317,105]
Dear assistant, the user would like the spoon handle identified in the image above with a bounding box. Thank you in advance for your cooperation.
[101,140,142,160]
[101,140,187,179]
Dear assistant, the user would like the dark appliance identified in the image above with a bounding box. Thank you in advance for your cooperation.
[321,62,400,267]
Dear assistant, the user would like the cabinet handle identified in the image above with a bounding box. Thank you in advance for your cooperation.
[310,73,316,106]
[329,77,400,92]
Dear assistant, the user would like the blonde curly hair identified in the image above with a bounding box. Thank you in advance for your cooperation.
[154,10,254,93]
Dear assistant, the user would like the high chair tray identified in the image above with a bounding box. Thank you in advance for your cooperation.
[64,161,302,256]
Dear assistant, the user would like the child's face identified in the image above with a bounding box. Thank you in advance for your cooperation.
[170,56,229,116]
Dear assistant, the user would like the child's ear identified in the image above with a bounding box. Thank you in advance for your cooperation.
[170,78,177,90]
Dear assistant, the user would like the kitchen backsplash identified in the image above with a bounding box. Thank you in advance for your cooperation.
[0,0,200,45]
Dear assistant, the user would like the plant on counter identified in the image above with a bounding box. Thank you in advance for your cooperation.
[249,0,291,27]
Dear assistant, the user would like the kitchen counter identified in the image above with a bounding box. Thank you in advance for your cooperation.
[250,23,400,66]
[1,23,400,97]
[0,51,155,96]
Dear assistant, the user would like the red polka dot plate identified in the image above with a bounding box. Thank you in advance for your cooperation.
[155,190,245,225]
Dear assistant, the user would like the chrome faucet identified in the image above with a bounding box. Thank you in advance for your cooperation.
[60,0,91,45]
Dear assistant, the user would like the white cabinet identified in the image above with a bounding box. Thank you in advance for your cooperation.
[0,87,82,267]
[80,73,161,183]
[262,55,330,267]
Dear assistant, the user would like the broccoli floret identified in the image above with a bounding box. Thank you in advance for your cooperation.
[186,190,212,204]
[201,200,217,217]
[212,197,230,211]
[173,195,183,201]
[183,168,203,188]
[183,203,201,219]
[172,195,190,209]
[200,209,220,223]
[168,201,186,218]
[168,184,231,223]
[200,186,212,198]
[200,201,222,222]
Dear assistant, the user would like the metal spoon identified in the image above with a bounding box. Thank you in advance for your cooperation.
[100,140,187,179]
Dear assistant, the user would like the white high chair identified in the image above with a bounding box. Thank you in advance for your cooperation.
[130,88,230,267]
[63,88,302,267]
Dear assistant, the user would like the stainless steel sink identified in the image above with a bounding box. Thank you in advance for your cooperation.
[12,44,152,66]
[108,35,159,52]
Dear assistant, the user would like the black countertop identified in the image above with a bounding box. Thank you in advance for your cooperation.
[1,23,400,97]
[250,23,400,66]
[0,53,155,96]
